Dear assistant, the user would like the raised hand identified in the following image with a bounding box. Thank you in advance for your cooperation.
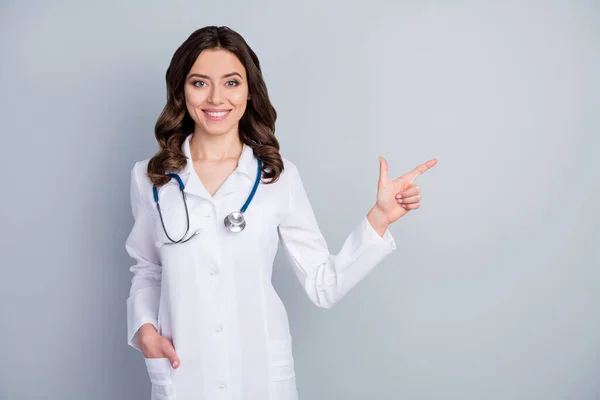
[367,156,437,233]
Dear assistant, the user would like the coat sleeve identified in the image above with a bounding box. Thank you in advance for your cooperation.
[276,163,397,308]
[125,162,162,352]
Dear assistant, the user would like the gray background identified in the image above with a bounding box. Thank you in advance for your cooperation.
[0,0,598,399]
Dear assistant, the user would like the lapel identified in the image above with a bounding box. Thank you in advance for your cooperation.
[174,133,258,201]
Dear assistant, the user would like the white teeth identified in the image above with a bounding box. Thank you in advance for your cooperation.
[206,111,229,117]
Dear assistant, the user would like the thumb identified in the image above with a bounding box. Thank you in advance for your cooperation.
[162,340,180,369]
[378,156,391,186]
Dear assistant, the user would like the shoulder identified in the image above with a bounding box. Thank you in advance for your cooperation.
[267,155,301,191]
[130,157,152,186]
[258,153,302,202]
[129,158,156,211]
[277,155,306,194]
[281,156,298,172]
[280,155,300,178]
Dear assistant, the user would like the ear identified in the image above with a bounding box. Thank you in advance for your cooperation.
[247,94,252,100]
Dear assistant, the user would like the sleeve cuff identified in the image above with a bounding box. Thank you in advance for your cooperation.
[362,215,397,251]
[126,287,160,352]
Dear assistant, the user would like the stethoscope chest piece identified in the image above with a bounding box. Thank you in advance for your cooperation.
[224,211,246,233]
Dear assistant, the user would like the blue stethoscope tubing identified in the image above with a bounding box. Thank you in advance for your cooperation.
[152,158,263,244]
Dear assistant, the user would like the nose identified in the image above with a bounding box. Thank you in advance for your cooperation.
[208,85,223,105]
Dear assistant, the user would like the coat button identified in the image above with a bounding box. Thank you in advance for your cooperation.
[209,269,219,276]
[216,382,227,390]
[214,325,224,333]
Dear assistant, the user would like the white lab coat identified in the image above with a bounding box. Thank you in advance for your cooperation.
[126,133,397,400]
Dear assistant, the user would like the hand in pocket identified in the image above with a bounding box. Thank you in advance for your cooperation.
[139,323,180,369]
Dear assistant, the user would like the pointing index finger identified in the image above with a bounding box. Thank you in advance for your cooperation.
[402,158,438,183]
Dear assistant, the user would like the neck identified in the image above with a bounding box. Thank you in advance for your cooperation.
[189,130,243,162]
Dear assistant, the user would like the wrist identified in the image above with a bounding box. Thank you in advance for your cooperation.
[367,206,389,237]
[139,323,158,336]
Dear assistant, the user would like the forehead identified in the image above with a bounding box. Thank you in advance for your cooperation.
[188,48,246,78]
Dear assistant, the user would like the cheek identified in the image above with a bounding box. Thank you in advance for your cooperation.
[231,91,249,113]
[235,101,248,117]
[230,86,249,104]
[185,88,205,111]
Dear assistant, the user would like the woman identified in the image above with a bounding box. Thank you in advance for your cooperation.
[125,25,437,400]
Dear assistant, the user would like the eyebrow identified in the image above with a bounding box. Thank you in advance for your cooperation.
[187,72,243,80]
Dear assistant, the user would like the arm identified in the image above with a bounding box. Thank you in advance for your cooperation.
[125,162,162,352]
[276,163,397,309]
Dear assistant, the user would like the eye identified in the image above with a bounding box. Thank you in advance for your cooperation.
[192,81,207,87]
[226,80,239,87]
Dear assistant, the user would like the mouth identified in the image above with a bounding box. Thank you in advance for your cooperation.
[202,109,232,122]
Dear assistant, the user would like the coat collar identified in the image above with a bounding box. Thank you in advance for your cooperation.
[176,133,258,200]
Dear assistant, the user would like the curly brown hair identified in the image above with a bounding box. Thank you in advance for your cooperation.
[147,26,283,187]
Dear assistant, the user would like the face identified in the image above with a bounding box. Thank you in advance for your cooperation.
[184,48,251,138]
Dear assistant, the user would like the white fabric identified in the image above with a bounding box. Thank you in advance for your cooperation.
[125,133,397,399]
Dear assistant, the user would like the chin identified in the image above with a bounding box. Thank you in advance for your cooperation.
[202,125,237,136]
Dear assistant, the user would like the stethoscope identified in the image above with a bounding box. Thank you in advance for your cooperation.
[152,159,262,244]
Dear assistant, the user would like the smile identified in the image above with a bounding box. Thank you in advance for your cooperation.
[203,110,231,121]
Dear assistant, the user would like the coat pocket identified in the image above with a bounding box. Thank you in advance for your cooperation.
[144,357,175,400]
[268,337,298,399]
